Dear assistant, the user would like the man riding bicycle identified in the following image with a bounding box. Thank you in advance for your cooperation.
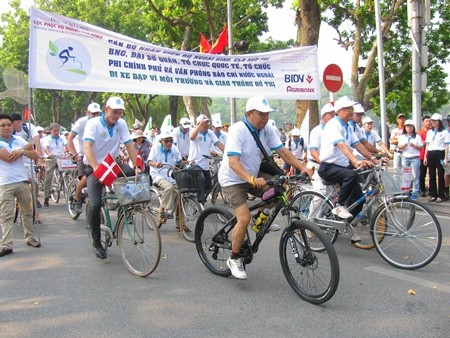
[218,96,312,280]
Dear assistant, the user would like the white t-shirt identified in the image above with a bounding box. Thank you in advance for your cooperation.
[188,129,219,170]
[285,136,305,160]
[172,126,191,157]
[320,116,360,167]
[70,115,90,155]
[307,123,324,161]
[0,136,28,184]
[211,131,227,155]
[148,144,182,185]
[398,133,423,158]
[83,115,132,164]
[425,129,450,151]
[218,119,283,187]
[13,122,38,142]
[42,135,66,158]
[362,129,382,147]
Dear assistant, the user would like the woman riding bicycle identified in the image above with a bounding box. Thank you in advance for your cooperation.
[148,129,187,227]
[218,96,312,280]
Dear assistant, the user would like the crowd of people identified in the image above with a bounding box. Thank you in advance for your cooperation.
[1,95,449,282]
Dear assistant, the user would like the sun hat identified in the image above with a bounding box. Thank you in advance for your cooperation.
[196,114,210,124]
[180,117,191,126]
[291,128,301,136]
[334,96,357,112]
[353,103,365,114]
[213,120,223,128]
[430,113,442,121]
[245,96,274,113]
[87,102,102,113]
[404,119,414,126]
[362,117,373,124]
[158,128,174,140]
[130,130,146,140]
[105,96,125,110]
[320,103,335,117]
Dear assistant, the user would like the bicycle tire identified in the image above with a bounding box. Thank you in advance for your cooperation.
[50,170,61,203]
[118,207,161,277]
[195,206,235,277]
[288,190,338,250]
[279,219,340,304]
[351,198,381,250]
[370,198,442,270]
[66,179,81,220]
[146,187,162,227]
[181,194,202,242]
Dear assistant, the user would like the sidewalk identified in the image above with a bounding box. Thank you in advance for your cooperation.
[417,194,450,217]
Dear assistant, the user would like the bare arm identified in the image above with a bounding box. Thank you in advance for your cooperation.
[310,149,320,163]
[228,155,264,188]
[277,147,313,176]
[125,141,138,168]
[66,132,78,156]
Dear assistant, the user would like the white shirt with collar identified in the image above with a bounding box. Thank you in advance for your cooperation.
[398,133,423,158]
[148,144,182,185]
[42,134,65,158]
[320,116,360,167]
[425,129,450,151]
[83,115,132,164]
[172,126,190,157]
[13,122,38,142]
[0,136,28,184]
[307,123,324,162]
[70,115,90,155]
[218,119,283,187]
[188,129,219,170]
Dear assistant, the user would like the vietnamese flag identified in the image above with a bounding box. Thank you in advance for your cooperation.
[210,26,228,54]
[23,107,31,120]
[199,33,211,53]
[93,153,121,186]
[136,148,144,171]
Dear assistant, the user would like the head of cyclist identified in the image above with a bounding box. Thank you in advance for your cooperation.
[196,114,210,132]
[362,117,374,133]
[212,120,223,135]
[179,117,191,132]
[334,96,356,123]
[159,129,174,151]
[320,103,335,125]
[352,103,365,124]
[131,129,147,146]
[245,95,273,130]
[87,102,102,118]
[104,96,125,126]
[50,122,60,138]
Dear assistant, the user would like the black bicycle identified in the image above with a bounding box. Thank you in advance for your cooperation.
[195,175,340,304]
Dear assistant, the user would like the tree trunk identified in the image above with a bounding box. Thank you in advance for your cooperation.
[295,1,321,135]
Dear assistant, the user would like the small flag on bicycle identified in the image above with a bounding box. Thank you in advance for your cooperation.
[93,153,121,186]
[136,148,144,171]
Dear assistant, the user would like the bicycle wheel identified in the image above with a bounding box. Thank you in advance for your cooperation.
[50,170,61,203]
[370,198,442,270]
[279,219,340,304]
[351,198,381,250]
[118,207,161,277]
[146,187,162,227]
[180,194,202,242]
[288,190,338,249]
[195,206,235,277]
[66,179,82,220]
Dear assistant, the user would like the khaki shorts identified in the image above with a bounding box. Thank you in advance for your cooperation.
[221,172,272,209]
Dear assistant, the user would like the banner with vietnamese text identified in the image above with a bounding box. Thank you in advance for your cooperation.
[29,8,320,100]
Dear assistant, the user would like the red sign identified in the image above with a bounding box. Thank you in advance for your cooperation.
[323,64,343,93]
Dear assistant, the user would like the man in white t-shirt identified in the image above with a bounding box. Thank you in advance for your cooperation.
[0,114,41,257]
[218,96,312,280]
[172,117,191,160]
[318,96,377,243]
[211,120,227,156]
[361,117,391,155]
[83,96,139,259]
[188,114,224,204]
[390,113,406,169]
[66,102,102,213]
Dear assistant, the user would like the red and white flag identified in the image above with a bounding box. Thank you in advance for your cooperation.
[93,153,121,186]
[136,148,144,171]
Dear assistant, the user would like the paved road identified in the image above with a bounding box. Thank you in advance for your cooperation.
[1,200,449,337]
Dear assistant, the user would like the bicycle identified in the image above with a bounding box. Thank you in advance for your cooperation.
[289,165,442,270]
[50,157,77,204]
[85,174,161,277]
[147,164,202,243]
[195,175,340,304]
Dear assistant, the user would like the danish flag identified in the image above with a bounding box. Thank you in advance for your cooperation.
[93,153,121,186]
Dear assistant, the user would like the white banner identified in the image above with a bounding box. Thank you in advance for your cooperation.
[29,8,320,100]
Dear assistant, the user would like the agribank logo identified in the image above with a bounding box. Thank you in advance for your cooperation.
[46,38,92,83]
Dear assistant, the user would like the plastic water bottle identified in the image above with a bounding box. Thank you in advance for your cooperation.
[252,208,270,233]
[440,159,448,168]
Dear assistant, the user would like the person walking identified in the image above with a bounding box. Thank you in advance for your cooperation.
[172,117,191,160]
[0,114,41,257]
[417,115,431,197]
[390,113,406,169]
[424,113,450,203]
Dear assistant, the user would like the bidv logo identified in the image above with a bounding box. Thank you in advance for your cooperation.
[46,38,92,83]
[284,74,315,93]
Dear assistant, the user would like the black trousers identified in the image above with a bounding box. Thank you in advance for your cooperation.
[318,162,364,217]
[419,159,428,194]
[427,150,445,199]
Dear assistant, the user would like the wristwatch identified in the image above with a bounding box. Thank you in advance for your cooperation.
[21,149,25,155]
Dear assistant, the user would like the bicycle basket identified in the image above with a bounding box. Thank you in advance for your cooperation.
[172,166,205,193]
[57,156,77,171]
[113,174,151,205]
[379,169,411,195]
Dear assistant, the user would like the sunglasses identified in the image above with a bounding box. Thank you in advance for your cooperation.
[162,139,174,143]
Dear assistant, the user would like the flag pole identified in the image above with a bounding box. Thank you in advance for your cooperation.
[227,0,237,124]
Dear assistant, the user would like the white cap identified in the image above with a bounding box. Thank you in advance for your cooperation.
[404,119,415,126]
[245,96,274,113]
[320,103,335,117]
[87,102,102,113]
[430,113,442,121]
[105,96,125,110]
[291,128,301,136]
[362,117,373,124]
[36,126,44,132]
[196,114,210,124]
[213,120,223,128]
[353,103,365,114]
[130,130,146,140]
[180,117,191,126]
[334,96,357,112]
[158,128,173,140]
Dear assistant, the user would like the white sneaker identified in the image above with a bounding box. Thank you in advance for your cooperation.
[268,223,281,231]
[227,257,247,280]
[332,205,353,219]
